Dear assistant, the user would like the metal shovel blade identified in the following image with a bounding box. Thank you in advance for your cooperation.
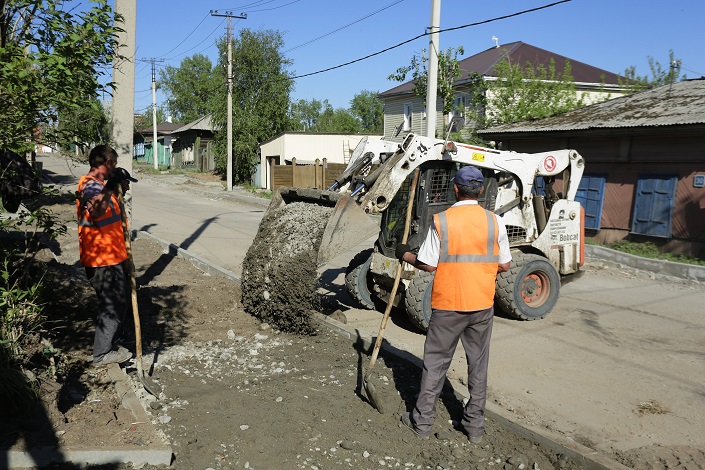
[363,376,385,414]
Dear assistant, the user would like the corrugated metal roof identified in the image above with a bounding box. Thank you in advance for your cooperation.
[137,122,185,135]
[379,41,622,97]
[478,78,705,134]
[172,115,216,133]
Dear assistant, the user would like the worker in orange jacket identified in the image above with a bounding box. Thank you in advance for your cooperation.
[76,145,137,366]
[396,165,512,444]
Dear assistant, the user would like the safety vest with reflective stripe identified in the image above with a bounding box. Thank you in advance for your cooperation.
[76,175,128,267]
[431,204,500,311]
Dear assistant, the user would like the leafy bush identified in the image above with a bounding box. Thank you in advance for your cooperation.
[0,200,67,414]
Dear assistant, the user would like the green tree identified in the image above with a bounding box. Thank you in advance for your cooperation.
[158,53,217,123]
[289,98,324,131]
[388,46,465,116]
[350,90,383,133]
[620,50,686,93]
[0,0,122,153]
[210,28,293,183]
[312,104,360,133]
[480,57,586,127]
[56,97,112,154]
[133,106,168,133]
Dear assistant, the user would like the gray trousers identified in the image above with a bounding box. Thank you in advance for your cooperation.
[85,260,130,360]
[411,306,494,437]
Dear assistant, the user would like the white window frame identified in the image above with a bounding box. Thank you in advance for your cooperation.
[403,103,413,131]
[449,95,466,120]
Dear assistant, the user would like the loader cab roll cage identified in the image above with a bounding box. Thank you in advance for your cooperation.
[377,162,500,259]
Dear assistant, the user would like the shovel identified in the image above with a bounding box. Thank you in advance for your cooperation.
[362,168,420,413]
[117,185,162,397]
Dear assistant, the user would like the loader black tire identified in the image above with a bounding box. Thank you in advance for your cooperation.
[345,249,375,310]
[404,270,435,332]
[495,252,560,320]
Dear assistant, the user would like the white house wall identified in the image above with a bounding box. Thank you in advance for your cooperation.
[383,96,444,142]
[259,133,383,190]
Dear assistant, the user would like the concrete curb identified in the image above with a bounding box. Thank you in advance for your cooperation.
[3,365,172,469]
[585,245,705,282]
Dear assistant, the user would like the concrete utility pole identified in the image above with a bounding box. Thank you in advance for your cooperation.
[111,0,136,173]
[211,10,246,191]
[425,0,440,139]
[142,58,165,170]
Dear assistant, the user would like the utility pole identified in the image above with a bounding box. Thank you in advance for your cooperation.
[112,0,136,217]
[142,58,165,170]
[111,1,136,171]
[426,0,440,139]
[211,10,246,191]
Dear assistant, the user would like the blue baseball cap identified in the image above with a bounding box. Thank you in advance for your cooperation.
[452,166,483,186]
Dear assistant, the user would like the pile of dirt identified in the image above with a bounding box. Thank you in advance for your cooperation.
[241,202,333,335]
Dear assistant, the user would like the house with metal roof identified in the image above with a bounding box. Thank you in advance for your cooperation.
[379,41,628,141]
[478,78,705,258]
[133,122,185,167]
[170,115,218,171]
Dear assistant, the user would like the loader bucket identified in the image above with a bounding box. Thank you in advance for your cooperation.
[268,187,379,267]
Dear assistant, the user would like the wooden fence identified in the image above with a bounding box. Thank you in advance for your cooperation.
[271,158,348,191]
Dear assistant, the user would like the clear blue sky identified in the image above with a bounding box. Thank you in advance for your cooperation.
[129,0,705,118]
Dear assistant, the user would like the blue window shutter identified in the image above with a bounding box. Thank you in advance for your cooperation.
[576,175,605,231]
[532,176,546,196]
[631,176,677,238]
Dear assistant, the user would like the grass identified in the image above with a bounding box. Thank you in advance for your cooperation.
[133,162,186,174]
[589,239,705,266]
[242,184,272,199]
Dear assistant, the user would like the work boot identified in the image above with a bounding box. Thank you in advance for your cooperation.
[401,412,430,439]
[467,434,483,444]
[94,347,132,367]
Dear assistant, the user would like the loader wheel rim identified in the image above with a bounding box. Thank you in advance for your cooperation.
[521,272,550,307]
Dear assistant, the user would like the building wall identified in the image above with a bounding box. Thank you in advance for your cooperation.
[496,132,705,257]
[258,133,383,190]
[382,95,447,141]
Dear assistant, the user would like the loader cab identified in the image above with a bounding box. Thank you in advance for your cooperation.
[378,162,498,257]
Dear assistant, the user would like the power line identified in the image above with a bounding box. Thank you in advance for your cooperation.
[158,12,211,58]
[284,0,406,53]
[246,0,301,13]
[237,0,284,9]
[681,65,704,77]
[289,0,571,80]
[164,19,225,61]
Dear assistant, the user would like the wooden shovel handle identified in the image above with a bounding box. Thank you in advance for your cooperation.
[366,168,421,375]
[117,186,144,376]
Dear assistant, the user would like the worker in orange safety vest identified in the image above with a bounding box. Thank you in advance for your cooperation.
[395,165,512,444]
[76,145,138,367]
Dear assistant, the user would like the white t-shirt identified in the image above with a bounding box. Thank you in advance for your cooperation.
[416,200,512,268]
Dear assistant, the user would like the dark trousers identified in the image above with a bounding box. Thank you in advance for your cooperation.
[85,260,130,360]
[411,306,494,437]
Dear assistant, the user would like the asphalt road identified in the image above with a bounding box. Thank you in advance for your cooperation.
[42,154,705,463]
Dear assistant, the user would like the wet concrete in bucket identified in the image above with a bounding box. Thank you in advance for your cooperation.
[241,202,333,335]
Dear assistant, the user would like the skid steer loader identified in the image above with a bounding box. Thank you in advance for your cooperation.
[265,132,585,331]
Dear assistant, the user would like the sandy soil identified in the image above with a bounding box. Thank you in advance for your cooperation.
[4,168,701,469]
